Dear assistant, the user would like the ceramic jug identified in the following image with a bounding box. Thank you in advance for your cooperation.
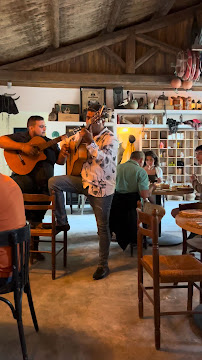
[130,99,138,109]
[148,100,154,110]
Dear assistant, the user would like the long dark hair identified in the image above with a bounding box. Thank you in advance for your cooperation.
[144,150,159,167]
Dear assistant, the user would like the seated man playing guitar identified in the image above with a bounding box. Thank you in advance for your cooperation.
[0,115,67,260]
[49,104,118,280]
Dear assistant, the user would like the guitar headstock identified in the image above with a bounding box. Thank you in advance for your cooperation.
[88,105,107,125]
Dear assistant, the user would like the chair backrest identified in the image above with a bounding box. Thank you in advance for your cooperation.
[143,201,165,223]
[137,206,160,278]
[179,202,202,211]
[0,225,30,292]
[23,191,56,227]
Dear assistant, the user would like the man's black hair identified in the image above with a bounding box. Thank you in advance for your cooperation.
[195,145,202,152]
[27,115,44,127]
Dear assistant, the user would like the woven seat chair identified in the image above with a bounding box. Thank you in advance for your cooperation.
[23,191,67,280]
[0,225,38,360]
[137,205,202,350]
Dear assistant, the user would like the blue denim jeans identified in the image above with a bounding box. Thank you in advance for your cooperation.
[48,175,113,267]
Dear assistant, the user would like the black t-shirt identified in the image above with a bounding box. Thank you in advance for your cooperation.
[7,131,60,167]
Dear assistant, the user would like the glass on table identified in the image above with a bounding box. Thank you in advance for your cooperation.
[166,175,173,189]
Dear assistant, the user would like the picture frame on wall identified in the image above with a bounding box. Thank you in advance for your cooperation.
[55,104,79,114]
[14,128,27,133]
[80,86,106,120]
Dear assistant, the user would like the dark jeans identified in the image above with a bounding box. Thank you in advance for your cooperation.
[11,163,53,223]
[49,175,113,267]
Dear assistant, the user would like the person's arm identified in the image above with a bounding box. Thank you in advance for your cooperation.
[56,134,78,165]
[138,169,150,200]
[57,143,70,165]
[83,130,118,163]
[191,174,202,193]
[0,135,39,156]
[156,166,163,183]
[140,189,150,200]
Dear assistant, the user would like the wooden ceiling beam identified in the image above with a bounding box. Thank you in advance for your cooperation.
[135,34,181,55]
[102,46,126,69]
[106,0,125,33]
[50,0,60,48]
[0,3,201,71]
[135,3,202,34]
[134,48,158,70]
[126,35,136,74]
[0,70,202,90]
[152,0,176,19]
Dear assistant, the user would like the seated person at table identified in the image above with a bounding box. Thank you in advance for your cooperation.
[144,150,163,205]
[109,151,155,250]
[191,145,202,200]
[144,150,163,183]
[0,173,26,286]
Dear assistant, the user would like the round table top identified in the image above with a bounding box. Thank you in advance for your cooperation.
[153,188,194,196]
[175,213,202,235]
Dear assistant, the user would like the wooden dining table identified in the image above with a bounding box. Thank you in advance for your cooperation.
[175,210,202,331]
[153,187,194,197]
[149,187,195,246]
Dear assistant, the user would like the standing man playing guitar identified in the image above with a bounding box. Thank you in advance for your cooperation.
[49,105,118,280]
[0,115,67,259]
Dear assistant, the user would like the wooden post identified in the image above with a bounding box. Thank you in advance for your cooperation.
[126,35,136,74]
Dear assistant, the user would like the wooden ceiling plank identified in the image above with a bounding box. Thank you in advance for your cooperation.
[50,0,60,49]
[102,46,125,69]
[152,0,176,19]
[134,47,158,70]
[0,70,201,89]
[0,3,201,71]
[136,34,181,55]
[106,0,125,33]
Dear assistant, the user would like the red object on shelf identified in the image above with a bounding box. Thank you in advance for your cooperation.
[175,51,187,78]
[193,52,201,81]
[182,49,192,81]
[189,51,196,81]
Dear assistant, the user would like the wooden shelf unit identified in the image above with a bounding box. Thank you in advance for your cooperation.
[142,129,202,184]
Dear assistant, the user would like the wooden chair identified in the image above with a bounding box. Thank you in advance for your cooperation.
[0,225,38,360]
[137,205,202,350]
[23,192,67,280]
[179,202,202,302]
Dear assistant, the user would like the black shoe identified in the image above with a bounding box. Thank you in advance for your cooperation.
[93,266,109,280]
[56,223,70,232]
[32,253,45,261]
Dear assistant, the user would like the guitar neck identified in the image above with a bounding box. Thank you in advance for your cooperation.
[40,136,62,150]
[40,128,81,151]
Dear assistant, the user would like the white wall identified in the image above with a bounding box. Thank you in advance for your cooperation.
[0,85,201,175]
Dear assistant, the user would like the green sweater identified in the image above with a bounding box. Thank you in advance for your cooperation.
[115,159,149,194]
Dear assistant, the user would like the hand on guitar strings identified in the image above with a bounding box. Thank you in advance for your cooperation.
[21,143,40,156]
[80,128,93,145]
[60,143,70,157]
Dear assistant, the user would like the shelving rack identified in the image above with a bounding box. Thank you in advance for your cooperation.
[114,110,202,185]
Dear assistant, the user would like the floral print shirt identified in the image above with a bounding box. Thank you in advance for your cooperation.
[64,128,118,197]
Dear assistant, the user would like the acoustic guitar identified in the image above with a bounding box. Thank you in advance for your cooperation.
[66,106,106,176]
[4,129,80,175]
